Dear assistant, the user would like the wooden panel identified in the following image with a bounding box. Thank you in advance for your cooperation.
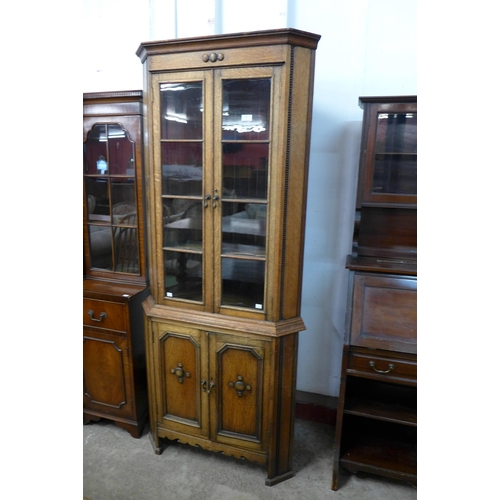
[217,343,263,440]
[351,274,417,353]
[211,333,270,451]
[356,207,416,259]
[83,298,126,332]
[149,45,286,72]
[83,333,128,411]
[160,331,204,429]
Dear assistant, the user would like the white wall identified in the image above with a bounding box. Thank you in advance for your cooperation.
[83,0,417,398]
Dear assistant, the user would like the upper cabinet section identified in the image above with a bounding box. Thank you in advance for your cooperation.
[351,96,417,267]
[357,96,417,208]
[83,91,148,286]
[137,29,320,321]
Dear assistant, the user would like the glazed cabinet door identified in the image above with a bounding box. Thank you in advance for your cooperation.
[152,323,209,439]
[213,67,281,318]
[83,328,134,418]
[151,71,211,310]
[149,65,284,319]
[209,332,271,452]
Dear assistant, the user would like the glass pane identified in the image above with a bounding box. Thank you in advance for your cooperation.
[221,204,266,257]
[375,112,417,154]
[222,79,271,141]
[113,221,139,274]
[372,112,417,195]
[221,258,265,309]
[372,155,417,195]
[161,143,203,196]
[89,225,112,270]
[85,177,110,218]
[164,250,203,301]
[111,179,136,220]
[108,125,135,176]
[84,124,107,175]
[161,82,203,140]
[222,144,268,199]
[163,201,203,252]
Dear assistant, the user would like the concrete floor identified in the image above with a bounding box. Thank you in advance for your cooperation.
[83,418,417,500]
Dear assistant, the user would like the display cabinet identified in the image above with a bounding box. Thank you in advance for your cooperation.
[83,91,149,437]
[136,29,320,485]
[332,96,417,489]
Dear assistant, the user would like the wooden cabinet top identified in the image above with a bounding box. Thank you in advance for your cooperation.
[136,28,321,62]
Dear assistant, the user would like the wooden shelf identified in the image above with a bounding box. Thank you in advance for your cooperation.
[340,431,416,482]
[344,376,416,425]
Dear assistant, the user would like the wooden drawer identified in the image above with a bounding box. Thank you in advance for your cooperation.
[83,298,127,332]
[350,273,416,354]
[348,350,416,385]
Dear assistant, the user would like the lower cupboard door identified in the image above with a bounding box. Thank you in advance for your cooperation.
[210,333,271,451]
[157,325,209,438]
[83,330,133,418]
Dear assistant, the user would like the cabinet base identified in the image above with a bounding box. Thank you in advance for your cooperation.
[265,470,295,486]
[83,411,147,439]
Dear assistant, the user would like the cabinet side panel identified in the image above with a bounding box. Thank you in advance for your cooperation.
[280,46,316,320]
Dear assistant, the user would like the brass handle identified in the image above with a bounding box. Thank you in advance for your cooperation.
[212,190,219,208]
[87,310,107,322]
[369,361,395,374]
[228,375,252,397]
[170,363,191,383]
[202,52,224,63]
[204,194,211,208]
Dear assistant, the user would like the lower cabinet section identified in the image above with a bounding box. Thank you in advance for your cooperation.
[332,345,417,489]
[83,281,149,438]
[143,300,301,486]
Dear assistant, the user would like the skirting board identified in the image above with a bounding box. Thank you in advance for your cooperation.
[295,391,337,426]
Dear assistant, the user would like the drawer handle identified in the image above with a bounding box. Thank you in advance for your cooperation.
[369,361,395,374]
[87,310,107,322]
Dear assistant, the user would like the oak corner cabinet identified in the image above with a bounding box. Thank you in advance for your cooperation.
[83,90,150,438]
[332,96,417,490]
[136,28,320,485]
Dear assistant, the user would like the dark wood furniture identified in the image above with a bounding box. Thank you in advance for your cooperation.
[83,91,150,438]
[332,96,417,489]
[136,29,320,485]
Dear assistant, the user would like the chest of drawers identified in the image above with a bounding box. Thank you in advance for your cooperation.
[83,280,149,438]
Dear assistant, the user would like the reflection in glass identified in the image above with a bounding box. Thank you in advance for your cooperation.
[111,179,136,215]
[221,258,265,309]
[164,250,203,301]
[372,113,417,195]
[163,201,203,251]
[108,125,135,176]
[84,125,107,175]
[161,82,203,140]
[222,79,271,141]
[113,216,139,273]
[84,123,139,274]
[86,177,110,218]
[161,142,203,196]
[89,226,112,270]
[221,203,266,257]
[222,144,268,199]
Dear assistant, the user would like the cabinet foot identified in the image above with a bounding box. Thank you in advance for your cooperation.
[149,431,162,454]
[265,470,294,486]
